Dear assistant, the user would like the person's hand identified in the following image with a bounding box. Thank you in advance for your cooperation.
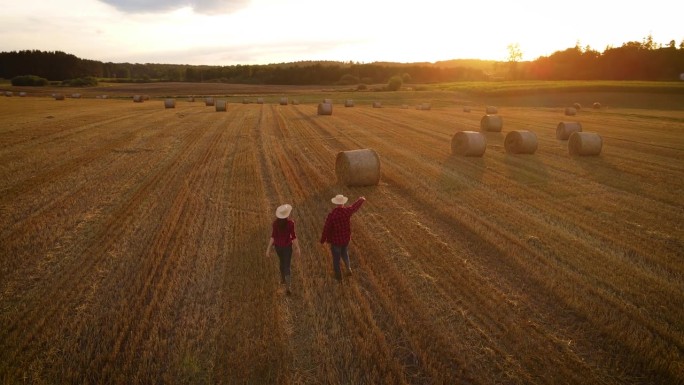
[360,196,366,201]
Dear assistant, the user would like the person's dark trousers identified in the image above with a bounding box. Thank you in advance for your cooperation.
[275,245,292,284]
[330,243,351,280]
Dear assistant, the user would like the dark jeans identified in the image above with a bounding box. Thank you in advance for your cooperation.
[274,245,292,282]
[330,244,351,280]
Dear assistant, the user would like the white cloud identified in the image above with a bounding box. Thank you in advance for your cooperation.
[98,0,250,15]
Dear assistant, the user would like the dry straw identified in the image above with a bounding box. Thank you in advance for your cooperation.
[556,121,582,140]
[205,97,215,106]
[504,130,538,154]
[345,99,355,107]
[480,114,503,132]
[164,99,176,109]
[569,132,602,156]
[133,95,143,103]
[373,102,382,108]
[318,103,333,115]
[280,97,288,105]
[452,131,487,156]
[215,100,227,112]
[335,149,381,186]
[486,106,498,114]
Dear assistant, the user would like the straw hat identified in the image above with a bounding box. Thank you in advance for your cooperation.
[331,194,348,205]
[275,204,292,219]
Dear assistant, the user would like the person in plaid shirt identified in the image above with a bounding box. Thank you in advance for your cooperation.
[320,194,366,281]
[266,204,300,294]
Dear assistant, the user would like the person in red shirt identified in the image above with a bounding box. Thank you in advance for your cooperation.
[320,194,366,281]
[266,204,300,294]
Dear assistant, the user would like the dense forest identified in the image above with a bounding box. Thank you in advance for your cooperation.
[1,36,683,85]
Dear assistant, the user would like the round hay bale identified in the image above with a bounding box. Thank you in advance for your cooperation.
[19,92,27,97]
[593,102,601,109]
[133,95,143,103]
[205,97,215,106]
[504,130,538,154]
[420,103,432,110]
[318,102,333,115]
[54,93,65,101]
[569,132,602,156]
[257,98,264,104]
[292,100,300,105]
[480,114,503,132]
[242,98,250,104]
[5,91,13,97]
[573,102,582,110]
[101,95,108,99]
[215,100,227,112]
[463,106,471,113]
[345,99,354,107]
[486,106,498,114]
[187,97,195,102]
[373,102,382,108]
[401,105,409,109]
[336,149,381,186]
[565,107,577,116]
[71,93,81,99]
[451,131,487,157]
[556,121,582,140]
[142,95,150,101]
[279,97,288,105]
[164,99,176,109]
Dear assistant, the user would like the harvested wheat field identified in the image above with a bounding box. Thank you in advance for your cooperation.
[1,93,683,384]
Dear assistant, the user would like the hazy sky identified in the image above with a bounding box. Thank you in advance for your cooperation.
[0,0,681,65]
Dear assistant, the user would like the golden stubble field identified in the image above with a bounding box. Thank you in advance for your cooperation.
[0,90,683,384]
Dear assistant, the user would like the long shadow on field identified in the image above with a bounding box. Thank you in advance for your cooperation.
[574,155,643,194]
[437,155,486,194]
[503,153,550,187]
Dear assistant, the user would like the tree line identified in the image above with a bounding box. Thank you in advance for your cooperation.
[1,37,683,85]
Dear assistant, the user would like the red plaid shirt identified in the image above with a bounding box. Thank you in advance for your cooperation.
[271,219,297,247]
[320,198,365,246]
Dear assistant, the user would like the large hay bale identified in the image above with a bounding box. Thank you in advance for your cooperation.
[569,132,602,156]
[480,114,503,132]
[279,97,288,105]
[54,93,65,101]
[345,99,354,107]
[71,93,81,99]
[593,102,601,109]
[257,98,264,104]
[205,97,215,106]
[504,130,538,154]
[133,95,143,103]
[318,103,333,115]
[486,106,498,114]
[556,121,582,140]
[335,149,381,186]
[565,107,577,116]
[215,100,227,112]
[451,131,487,157]
[164,99,176,109]
[373,101,382,108]
[573,102,582,110]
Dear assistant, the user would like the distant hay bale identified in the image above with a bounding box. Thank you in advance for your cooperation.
[556,121,582,140]
[133,95,143,103]
[504,130,538,154]
[5,91,13,97]
[317,103,333,115]
[71,93,81,99]
[101,95,108,99]
[463,106,471,112]
[335,148,381,186]
[565,107,577,116]
[187,97,195,102]
[279,97,288,105]
[420,103,431,110]
[205,97,215,106]
[486,106,498,114]
[242,98,250,104]
[593,102,601,109]
[345,99,354,107]
[480,114,503,132]
[257,98,264,104]
[373,101,382,108]
[573,102,582,110]
[54,93,65,101]
[401,105,409,109]
[451,131,487,157]
[569,132,602,156]
[323,98,333,104]
[215,100,227,112]
[19,92,27,97]
[291,100,300,105]
[142,95,150,101]
[164,99,176,109]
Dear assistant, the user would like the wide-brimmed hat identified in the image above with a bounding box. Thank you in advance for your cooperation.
[275,204,292,219]
[331,194,348,205]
